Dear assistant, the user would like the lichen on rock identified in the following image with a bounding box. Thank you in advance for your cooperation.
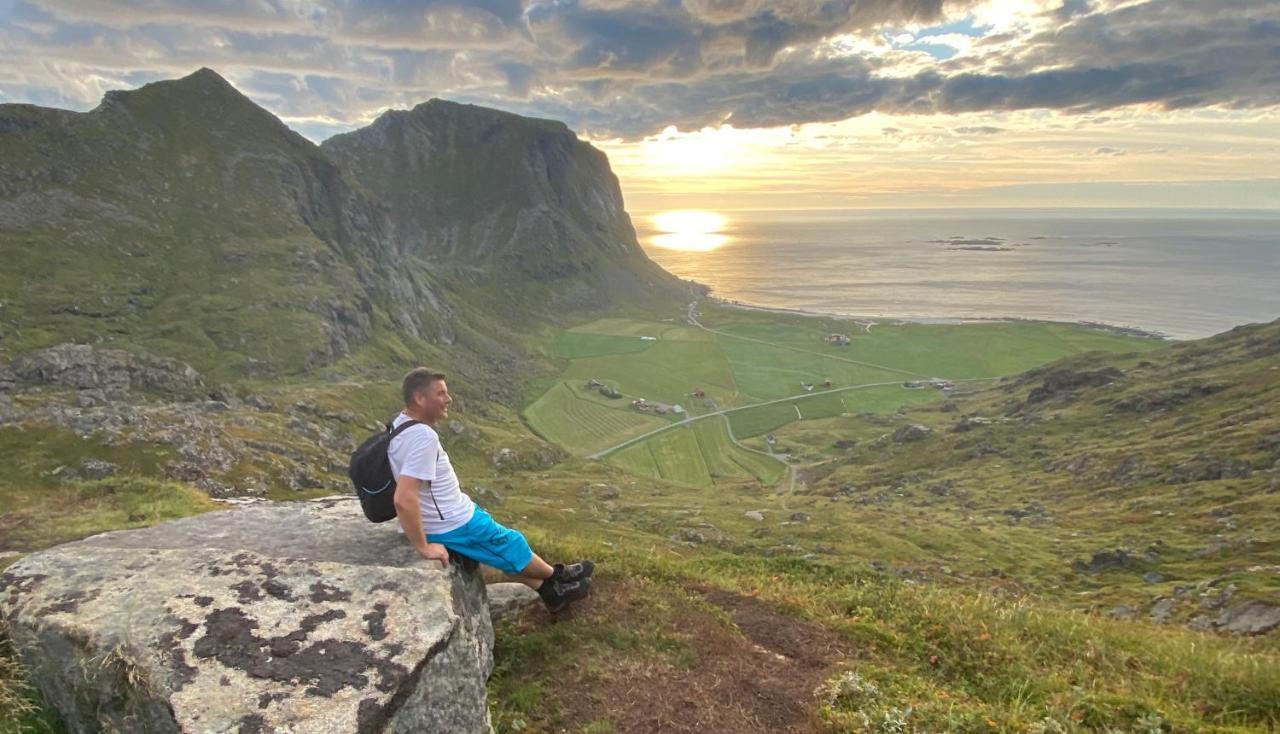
[0,498,495,733]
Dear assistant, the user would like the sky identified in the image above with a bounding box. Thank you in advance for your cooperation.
[1,0,1278,211]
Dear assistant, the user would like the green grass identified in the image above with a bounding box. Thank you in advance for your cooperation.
[795,392,848,421]
[606,418,785,488]
[487,525,1280,734]
[553,332,657,359]
[561,339,739,412]
[530,308,1163,478]
[727,401,803,438]
[524,382,667,455]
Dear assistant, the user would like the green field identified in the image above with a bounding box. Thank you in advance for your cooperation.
[523,382,668,455]
[552,331,657,359]
[608,417,786,488]
[524,308,1163,487]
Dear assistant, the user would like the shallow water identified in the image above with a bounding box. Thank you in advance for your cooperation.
[636,208,1280,339]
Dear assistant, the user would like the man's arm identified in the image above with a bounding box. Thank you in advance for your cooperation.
[393,475,449,567]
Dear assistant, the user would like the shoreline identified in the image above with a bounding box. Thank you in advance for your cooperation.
[707,296,1172,340]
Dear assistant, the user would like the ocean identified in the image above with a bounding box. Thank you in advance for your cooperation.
[634,208,1280,340]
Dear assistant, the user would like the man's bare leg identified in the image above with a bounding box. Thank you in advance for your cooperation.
[513,553,554,590]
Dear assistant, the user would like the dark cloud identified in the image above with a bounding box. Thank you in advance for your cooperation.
[2,0,1278,139]
[954,125,1003,134]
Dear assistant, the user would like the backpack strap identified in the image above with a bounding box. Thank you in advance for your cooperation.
[388,419,421,437]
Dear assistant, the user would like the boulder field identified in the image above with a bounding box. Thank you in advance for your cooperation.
[0,499,496,733]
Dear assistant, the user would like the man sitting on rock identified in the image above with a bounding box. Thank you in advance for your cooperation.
[391,367,593,612]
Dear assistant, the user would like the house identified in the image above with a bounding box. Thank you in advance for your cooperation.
[690,389,706,398]
[631,399,650,412]
[640,336,657,341]
[826,334,851,346]
[586,378,603,389]
[801,382,815,392]
[671,405,686,415]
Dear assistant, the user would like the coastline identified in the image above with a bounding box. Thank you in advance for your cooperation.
[706,296,1171,340]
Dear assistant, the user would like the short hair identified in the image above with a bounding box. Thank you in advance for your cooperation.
[402,367,447,405]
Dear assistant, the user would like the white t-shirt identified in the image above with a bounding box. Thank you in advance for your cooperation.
[388,413,475,536]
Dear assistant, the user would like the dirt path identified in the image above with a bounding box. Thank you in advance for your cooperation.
[506,579,846,733]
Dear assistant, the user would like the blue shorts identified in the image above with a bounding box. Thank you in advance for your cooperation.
[428,507,533,575]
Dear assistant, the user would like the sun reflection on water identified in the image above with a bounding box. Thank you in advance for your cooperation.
[648,210,730,252]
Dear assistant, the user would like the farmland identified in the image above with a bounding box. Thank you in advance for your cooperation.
[523,301,1163,488]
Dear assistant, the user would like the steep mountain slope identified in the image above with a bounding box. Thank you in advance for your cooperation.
[321,99,688,318]
[0,69,452,378]
[0,69,689,382]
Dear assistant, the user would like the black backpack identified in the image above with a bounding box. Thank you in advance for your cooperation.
[349,419,421,522]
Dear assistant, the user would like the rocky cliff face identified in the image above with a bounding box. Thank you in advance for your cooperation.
[0,499,495,733]
[321,100,682,309]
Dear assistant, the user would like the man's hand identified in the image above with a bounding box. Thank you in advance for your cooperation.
[416,542,450,567]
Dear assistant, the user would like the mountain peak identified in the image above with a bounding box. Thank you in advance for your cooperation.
[95,67,252,115]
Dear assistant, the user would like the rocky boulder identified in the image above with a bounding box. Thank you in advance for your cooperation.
[892,424,932,443]
[8,343,205,399]
[0,499,494,733]
[1025,367,1123,405]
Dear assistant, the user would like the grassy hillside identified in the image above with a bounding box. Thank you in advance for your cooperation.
[4,310,1279,733]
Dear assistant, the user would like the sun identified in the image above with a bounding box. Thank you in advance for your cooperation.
[648,210,730,252]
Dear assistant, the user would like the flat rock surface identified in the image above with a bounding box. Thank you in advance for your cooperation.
[1,498,494,734]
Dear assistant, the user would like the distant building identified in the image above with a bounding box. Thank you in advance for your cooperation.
[801,382,815,392]
[690,389,706,398]
[640,336,657,341]
[826,334,851,346]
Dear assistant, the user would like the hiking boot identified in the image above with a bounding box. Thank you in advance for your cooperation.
[538,575,592,613]
[552,560,595,583]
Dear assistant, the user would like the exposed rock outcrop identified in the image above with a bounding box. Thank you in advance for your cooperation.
[0,499,494,733]
[8,343,205,399]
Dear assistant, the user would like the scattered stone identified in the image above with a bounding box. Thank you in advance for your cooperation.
[244,394,273,411]
[789,512,810,523]
[1199,583,1237,611]
[78,458,119,480]
[1215,601,1280,635]
[743,510,765,522]
[1108,605,1137,620]
[492,447,516,468]
[8,343,204,398]
[1113,381,1227,413]
[1142,571,1165,584]
[1025,367,1123,405]
[1167,454,1252,484]
[1150,598,1177,623]
[471,485,504,507]
[952,416,991,432]
[671,528,706,545]
[1072,549,1134,574]
[892,424,932,443]
[486,583,540,624]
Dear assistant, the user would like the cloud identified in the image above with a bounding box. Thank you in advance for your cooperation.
[1092,146,1126,155]
[954,125,1003,134]
[0,0,1277,139]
